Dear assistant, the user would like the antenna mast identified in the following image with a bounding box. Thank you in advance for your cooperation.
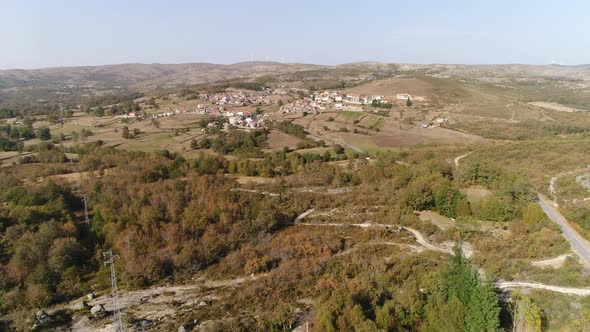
[103,250,124,332]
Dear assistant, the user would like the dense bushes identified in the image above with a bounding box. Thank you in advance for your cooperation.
[272,121,307,139]
[0,180,91,312]
[315,247,500,332]
[457,161,536,221]
[0,144,546,330]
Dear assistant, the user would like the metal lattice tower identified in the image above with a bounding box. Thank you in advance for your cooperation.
[103,250,124,332]
[69,158,90,225]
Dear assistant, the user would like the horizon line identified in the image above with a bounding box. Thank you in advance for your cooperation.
[0,60,585,72]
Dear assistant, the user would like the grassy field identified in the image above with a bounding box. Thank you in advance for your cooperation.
[336,111,363,122]
[265,129,302,151]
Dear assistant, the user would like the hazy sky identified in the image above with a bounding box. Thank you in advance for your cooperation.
[1,0,589,69]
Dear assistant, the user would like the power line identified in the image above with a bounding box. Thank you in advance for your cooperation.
[103,250,125,332]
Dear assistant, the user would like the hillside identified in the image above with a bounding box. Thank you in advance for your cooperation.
[2,61,590,106]
[0,62,324,104]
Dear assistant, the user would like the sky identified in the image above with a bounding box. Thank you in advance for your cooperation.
[1,0,589,69]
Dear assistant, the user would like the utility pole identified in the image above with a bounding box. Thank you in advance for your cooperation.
[103,250,124,332]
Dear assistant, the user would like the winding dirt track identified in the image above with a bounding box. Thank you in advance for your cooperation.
[496,281,590,296]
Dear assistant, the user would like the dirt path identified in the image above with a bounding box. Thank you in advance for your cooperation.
[531,254,572,268]
[293,208,469,257]
[404,227,449,254]
[294,208,315,222]
[454,151,472,168]
[231,188,280,197]
[496,281,590,296]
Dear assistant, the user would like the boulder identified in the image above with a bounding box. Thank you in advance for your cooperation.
[33,310,51,328]
[198,301,207,307]
[72,300,89,311]
[90,304,105,315]
[87,293,95,300]
[178,326,187,332]
[36,310,48,320]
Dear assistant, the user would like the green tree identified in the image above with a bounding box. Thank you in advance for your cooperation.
[332,144,344,155]
[464,281,501,332]
[95,106,105,117]
[456,197,472,217]
[36,127,51,141]
[433,181,462,218]
[190,139,199,150]
[122,126,130,139]
[445,246,478,304]
[421,292,465,332]
[522,203,546,227]
[406,97,413,107]
[443,246,501,331]
[509,291,542,332]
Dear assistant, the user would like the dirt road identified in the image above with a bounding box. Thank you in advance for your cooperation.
[497,281,590,296]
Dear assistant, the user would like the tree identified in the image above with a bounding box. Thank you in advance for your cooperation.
[422,292,465,332]
[456,197,472,217]
[332,144,344,155]
[433,181,462,218]
[522,203,546,227]
[189,139,198,150]
[151,118,160,128]
[122,126,130,139]
[37,127,51,141]
[445,246,478,305]
[444,246,501,331]
[509,291,542,332]
[95,106,105,117]
[464,281,501,332]
[406,97,413,107]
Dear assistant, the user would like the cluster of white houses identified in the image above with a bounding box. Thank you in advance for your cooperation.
[280,90,414,114]
[200,88,286,107]
[227,112,264,129]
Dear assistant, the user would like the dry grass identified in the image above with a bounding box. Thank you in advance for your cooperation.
[463,186,492,203]
[265,130,302,151]
[343,77,435,98]
[529,101,588,113]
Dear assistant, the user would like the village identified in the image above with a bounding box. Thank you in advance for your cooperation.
[279,90,416,114]
[111,87,429,130]
[200,87,288,106]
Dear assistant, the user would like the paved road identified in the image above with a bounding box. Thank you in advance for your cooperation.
[537,195,590,268]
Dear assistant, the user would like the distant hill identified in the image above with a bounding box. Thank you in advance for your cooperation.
[1,61,589,105]
[0,61,323,92]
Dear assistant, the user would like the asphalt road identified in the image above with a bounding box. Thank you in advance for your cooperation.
[537,195,590,268]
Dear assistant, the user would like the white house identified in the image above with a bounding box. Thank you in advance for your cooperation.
[346,93,360,103]
[228,116,242,125]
